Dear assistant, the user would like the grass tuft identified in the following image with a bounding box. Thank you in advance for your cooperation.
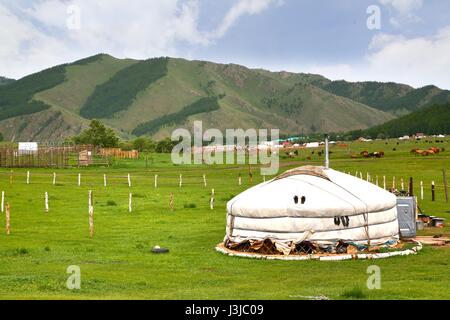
[341,288,367,299]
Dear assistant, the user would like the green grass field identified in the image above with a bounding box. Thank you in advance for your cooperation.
[0,138,449,300]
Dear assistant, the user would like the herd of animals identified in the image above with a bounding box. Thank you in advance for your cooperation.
[410,147,443,156]
[282,141,446,160]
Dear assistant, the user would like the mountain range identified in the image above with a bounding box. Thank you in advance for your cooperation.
[0,76,14,86]
[0,54,449,142]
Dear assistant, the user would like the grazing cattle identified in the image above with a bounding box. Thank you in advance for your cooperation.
[411,147,440,156]
[360,151,369,158]
[429,147,440,154]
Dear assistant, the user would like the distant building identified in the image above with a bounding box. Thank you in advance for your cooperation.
[305,142,320,148]
[414,133,426,139]
[18,142,38,155]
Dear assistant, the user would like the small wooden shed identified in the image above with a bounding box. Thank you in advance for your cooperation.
[78,150,93,167]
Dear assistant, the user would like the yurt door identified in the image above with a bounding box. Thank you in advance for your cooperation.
[396,197,417,238]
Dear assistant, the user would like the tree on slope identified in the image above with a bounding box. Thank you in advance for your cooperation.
[73,120,119,147]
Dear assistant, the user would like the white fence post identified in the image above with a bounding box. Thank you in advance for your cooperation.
[420,181,424,200]
[129,193,133,213]
[1,191,4,213]
[45,192,49,213]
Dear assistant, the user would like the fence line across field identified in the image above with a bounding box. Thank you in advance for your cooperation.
[0,170,448,197]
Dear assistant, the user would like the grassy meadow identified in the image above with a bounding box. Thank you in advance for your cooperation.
[0,138,449,300]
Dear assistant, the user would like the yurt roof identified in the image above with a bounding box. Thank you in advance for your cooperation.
[227,166,396,218]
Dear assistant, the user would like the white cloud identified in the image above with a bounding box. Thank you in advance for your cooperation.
[302,27,450,90]
[0,0,281,79]
[379,0,423,15]
[211,0,283,39]
[379,0,423,26]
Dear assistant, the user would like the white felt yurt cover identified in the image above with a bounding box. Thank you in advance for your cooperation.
[224,166,399,253]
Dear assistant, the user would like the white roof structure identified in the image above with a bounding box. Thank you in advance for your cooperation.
[225,166,399,250]
[18,142,38,155]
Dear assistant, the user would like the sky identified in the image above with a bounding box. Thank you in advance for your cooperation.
[1,0,450,89]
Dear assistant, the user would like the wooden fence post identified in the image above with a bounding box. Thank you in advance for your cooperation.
[88,191,94,238]
[78,173,81,187]
[128,174,131,188]
[210,189,215,210]
[392,176,396,190]
[26,171,30,185]
[179,174,183,188]
[409,177,414,196]
[203,174,207,187]
[10,170,13,185]
[5,203,10,235]
[383,176,386,190]
[53,172,56,185]
[169,193,174,211]
[155,174,158,188]
[238,175,242,186]
[401,178,404,191]
[443,168,449,203]
[431,181,435,201]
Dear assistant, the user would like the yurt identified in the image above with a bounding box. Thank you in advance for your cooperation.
[219,165,409,259]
